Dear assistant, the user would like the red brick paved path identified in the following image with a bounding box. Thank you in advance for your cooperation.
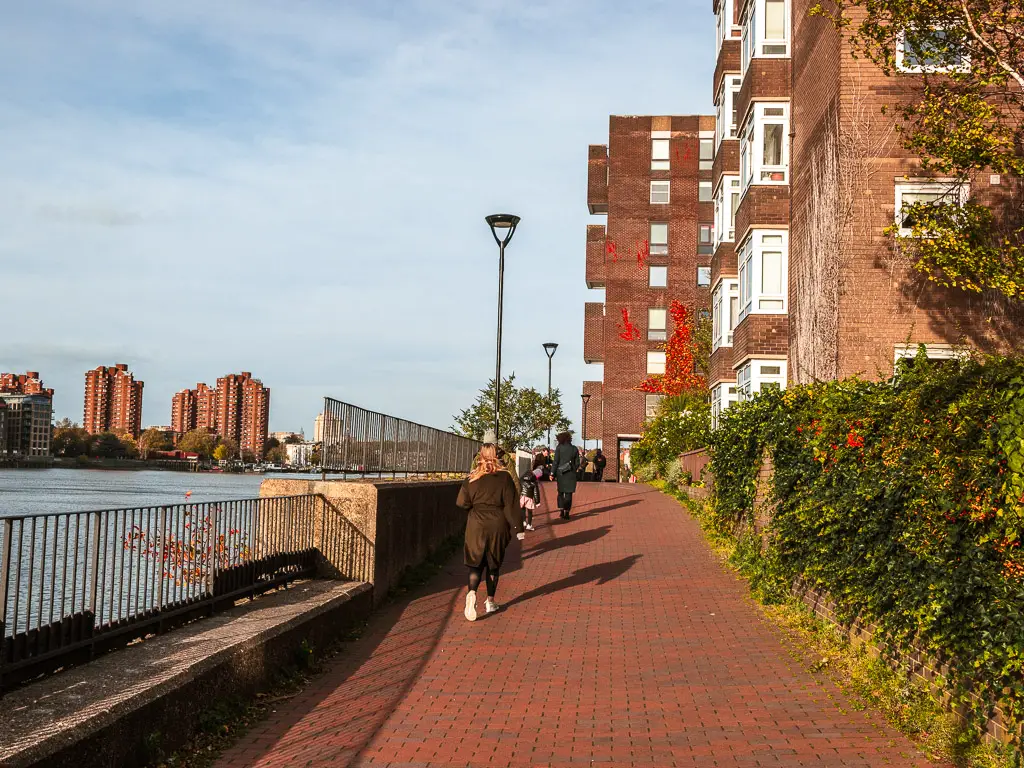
[216,483,934,767]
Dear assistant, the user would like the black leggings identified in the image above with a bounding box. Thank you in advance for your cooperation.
[557,491,574,511]
[468,564,500,597]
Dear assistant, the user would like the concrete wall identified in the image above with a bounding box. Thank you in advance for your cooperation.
[260,479,465,604]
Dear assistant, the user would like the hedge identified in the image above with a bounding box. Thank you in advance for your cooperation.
[708,352,1024,738]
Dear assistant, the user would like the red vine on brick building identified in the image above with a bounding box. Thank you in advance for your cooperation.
[637,301,706,396]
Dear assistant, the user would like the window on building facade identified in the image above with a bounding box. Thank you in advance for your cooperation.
[896,28,970,73]
[651,132,671,171]
[715,75,744,148]
[697,266,712,287]
[742,0,790,71]
[736,359,787,401]
[893,344,966,370]
[716,0,740,55]
[650,180,670,204]
[699,181,713,202]
[894,181,967,236]
[713,176,741,247]
[740,103,790,191]
[650,222,669,255]
[648,308,668,341]
[646,393,665,419]
[738,229,788,319]
[700,138,715,170]
[647,350,667,375]
[711,383,739,429]
[649,265,668,288]
[712,279,740,350]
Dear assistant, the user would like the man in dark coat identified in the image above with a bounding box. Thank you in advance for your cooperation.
[553,431,580,519]
[593,448,607,482]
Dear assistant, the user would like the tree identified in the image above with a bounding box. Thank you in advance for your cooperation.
[178,429,216,459]
[241,449,257,464]
[263,437,281,458]
[52,419,90,457]
[454,374,571,454]
[266,445,288,465]
[638,302,709,397]
[213,444,229,462]
[310,446,322,466]
[92,432,127,459]
[630,391,712,476]
[138,427,170,459]
[815,0,1024,297]
[217,437,240,460]
[118,433,140,459]
[283,435,301,445]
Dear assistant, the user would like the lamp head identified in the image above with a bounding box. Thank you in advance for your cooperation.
[485,213,521,247]
[542,342,558,358]
[581,393,592,404]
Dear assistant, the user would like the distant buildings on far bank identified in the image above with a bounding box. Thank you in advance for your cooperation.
[84,364,144,438]
[171,372,270,456]
[0,371,54,457]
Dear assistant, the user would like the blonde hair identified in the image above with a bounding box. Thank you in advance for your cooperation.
[469,443,504,482]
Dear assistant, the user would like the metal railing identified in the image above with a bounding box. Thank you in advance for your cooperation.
[320,397,480,476]
[0,495,333,690]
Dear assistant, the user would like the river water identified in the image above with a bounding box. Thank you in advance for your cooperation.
[0,468,291,517]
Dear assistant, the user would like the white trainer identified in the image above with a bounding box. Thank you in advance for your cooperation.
[525,524,535,531]
[464,591,477,622]
[485,599,500,614]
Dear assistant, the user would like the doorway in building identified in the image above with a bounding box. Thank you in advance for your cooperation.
[616,436,639,483]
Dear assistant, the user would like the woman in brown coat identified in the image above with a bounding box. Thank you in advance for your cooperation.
[457,444,523,621]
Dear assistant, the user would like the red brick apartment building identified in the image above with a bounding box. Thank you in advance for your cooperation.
[84,364,144,438]
[171,374,269,456]
[584,115,715,479]
[0,372,54,397]
[707,0,1021,428]
[0,372,54,457]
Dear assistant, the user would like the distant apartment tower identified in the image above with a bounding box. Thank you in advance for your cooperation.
[174,373,270,455]
[2,394,53,457]
[84,364,144,437]
[0,371,54,397]
[584,115,715,480]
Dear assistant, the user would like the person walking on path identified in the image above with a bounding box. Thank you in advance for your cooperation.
[593,448,607,482]
[553,431,580,519]
[519,455,544,531]
[457,444,524,621]
[541,447,553,480]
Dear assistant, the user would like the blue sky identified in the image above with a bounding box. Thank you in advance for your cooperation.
[0,0,714,439]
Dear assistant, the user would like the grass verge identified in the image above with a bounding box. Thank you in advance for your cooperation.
[654,481,1021,768]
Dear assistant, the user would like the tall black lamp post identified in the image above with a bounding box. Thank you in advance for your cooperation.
[543,342,558,446]
[581,393,592,456]
[485,214,521,443]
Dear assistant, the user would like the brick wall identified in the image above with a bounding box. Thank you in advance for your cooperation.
[735,58,791,130]
[732,314,790,367]
[583,380,603,441]
[588,145,608,213]
[586,224,606,288]
[713,40,741,97]
[584,303,604,363]
[735,185,791,242]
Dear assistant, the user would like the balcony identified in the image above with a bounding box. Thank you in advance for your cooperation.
[588,145,608,214]
[586,225,606,289]
[584,303,605,363]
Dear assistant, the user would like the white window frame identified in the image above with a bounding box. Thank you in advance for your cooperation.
[647,350,666,375]
[697,266,712,288]
[645,394,665,420]
[714,175,741,248]
[650,222,669,255]
[648,265,668,288]
[895,28,971,74]
[894,180,968,237]
[712,278,740,351]
[711,382,739,429]
[699,181,713,202]
[738,229,788,319]
[648,307,668,341]
[894,343,967,365]
[650,180,671,204]
[736,359,787,401]
[651,131,671,171]
[716,0,740,55]
[741,103,790,193]
[699,134,715,170]
[741,0,790,73]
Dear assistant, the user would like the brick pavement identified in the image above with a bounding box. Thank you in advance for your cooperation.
[216,482,936,767]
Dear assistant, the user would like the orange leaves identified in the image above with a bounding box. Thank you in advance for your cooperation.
[637,301,706,396]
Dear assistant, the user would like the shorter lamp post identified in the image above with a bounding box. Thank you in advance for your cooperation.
[543,342,558,446]
[581,393,591,456]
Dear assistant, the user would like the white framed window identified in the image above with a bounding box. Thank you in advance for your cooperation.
[894,180,968,237]
[651,131,671,171]
[712,279,740,350]
[648,308,667,341]
[738,229,788,319]
[714,75,742,149]
[647,350,666,375]
[896,28,970,74]
[650,222,668,255]
[650,180,670,204]
[699,181,713,202]
[736,359,787,401]
[700,137,715,170]
[740,103,790,191]
[894,343,966,365]
[711,383,739,429]
[716,0,741,54]
[697,266,712,288]
[645,394,665,419]
[649,265,668,288]
[714,176,741,247]
[741,0,790,72]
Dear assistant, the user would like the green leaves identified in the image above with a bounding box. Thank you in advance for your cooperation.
[453,374,571,454]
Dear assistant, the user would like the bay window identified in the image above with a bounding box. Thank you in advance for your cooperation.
[741,0,790,72]
[738,229,788,320]
[740,103,790,191]
[716,0,740,55]
[711,383,739,429]
[714,175,741,247]
[736,359,787,401]
[715,75,743,148]
[711,278,740,351]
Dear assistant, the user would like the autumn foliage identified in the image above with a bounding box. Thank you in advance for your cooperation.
[637,301,707,396]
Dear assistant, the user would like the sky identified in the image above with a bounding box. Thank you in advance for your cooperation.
[0,0,714,440]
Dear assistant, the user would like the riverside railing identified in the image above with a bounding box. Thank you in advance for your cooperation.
[0,494,343,691]
[320,397,480,476]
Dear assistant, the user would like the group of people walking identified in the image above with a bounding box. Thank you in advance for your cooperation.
[455,432,583,621]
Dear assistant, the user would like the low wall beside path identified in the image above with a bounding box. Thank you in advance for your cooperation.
[259,478,466,604]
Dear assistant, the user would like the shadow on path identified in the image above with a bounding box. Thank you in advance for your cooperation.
[522,525,613,560]
[503,554,643,609]
[568,498,642,521]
